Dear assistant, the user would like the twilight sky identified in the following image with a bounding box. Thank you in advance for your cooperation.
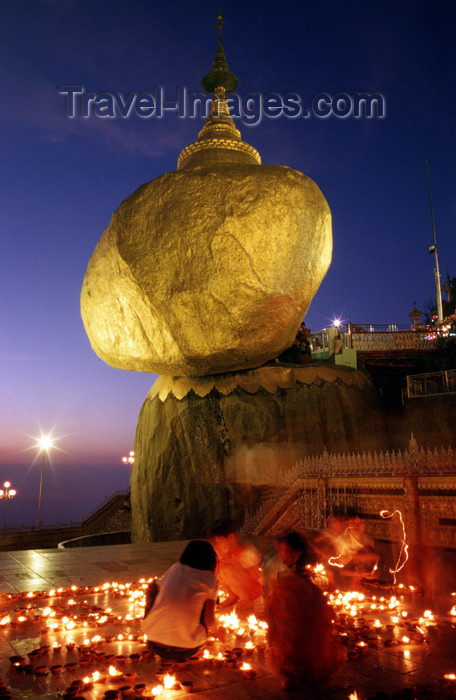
[1,0,455,506]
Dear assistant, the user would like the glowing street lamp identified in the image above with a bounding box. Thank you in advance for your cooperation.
[122,451,135,468]
[0,482,17,530]
[37,436,53,527]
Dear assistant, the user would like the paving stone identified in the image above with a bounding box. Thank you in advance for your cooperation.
[93,563,130,572]
[0,543,455,699]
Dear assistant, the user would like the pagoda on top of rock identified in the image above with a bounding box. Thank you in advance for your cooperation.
[80,10,332,377]
[79,11,388,543]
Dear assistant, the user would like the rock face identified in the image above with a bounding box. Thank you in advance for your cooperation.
[81,164,331,377]
[387,394,456,449]
[131,364,386,542]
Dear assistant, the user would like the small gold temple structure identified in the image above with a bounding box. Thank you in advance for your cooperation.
[177,9,261,170]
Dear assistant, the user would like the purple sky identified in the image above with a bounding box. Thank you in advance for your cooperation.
[1,0,455,493]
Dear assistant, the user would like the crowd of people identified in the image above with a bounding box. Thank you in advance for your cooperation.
[141,512,380,692]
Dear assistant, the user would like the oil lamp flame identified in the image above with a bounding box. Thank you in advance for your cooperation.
[163,673,176,689]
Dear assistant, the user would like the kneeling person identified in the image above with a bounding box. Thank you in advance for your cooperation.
[142,540,218,661]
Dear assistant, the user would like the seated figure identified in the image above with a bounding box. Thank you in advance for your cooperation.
[209,522,263,612]
[263,530,308,597]
[333,514,380,583]
[142,540,218,661]
[267,532,345,690]
[309,509,349,588]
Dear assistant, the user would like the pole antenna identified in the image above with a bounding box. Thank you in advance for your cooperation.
[425,158,443,323]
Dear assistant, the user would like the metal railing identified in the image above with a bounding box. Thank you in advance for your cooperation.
[349,330,433,351]
[1,489,130,533]
[311,324,436,354]
[407,369,456,398]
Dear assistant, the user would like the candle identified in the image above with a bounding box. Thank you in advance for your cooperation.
[163,674,176,689]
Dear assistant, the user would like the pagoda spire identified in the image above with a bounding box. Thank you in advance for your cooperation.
[202,9,238,95]
[215,7,224,39]
[177,9,260,170]
[409,300,424,327]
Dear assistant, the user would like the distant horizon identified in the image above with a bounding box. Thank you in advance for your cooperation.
[0,462,131,529]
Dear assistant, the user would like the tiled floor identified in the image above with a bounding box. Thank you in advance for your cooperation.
[0,542,456,699]
[0,543,185,594]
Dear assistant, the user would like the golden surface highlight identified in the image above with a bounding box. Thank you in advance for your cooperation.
[81,164,332,376]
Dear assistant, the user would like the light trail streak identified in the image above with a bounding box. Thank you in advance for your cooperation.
[328,524,353,568]
[380,509,409,583]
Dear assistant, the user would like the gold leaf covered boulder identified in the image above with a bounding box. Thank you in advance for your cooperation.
[81,162,331,376]
[80,13,332,377]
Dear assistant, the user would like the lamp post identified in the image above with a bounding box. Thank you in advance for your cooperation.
[0,482,17,531]
[122,451,135,468]
[37,436,53,527]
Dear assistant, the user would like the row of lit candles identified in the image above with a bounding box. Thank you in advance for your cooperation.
[2,568,456,697]
[2,581,270,696]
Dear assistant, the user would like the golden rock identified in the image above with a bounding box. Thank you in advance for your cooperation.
[81,14,332,376]
[81,163,332,376]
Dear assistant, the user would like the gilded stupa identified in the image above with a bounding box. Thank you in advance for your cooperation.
[177,12,260,170]
[81,11,332,377]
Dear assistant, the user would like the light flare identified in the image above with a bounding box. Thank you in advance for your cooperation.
[38,436,53,451]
